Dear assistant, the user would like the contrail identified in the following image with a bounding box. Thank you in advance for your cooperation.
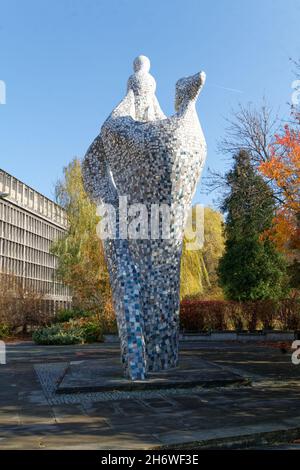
[209,83,244,94]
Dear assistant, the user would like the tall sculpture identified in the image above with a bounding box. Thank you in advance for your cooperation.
[83,56,207,380]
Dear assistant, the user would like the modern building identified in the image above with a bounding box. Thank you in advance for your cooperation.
[0,168,72,313]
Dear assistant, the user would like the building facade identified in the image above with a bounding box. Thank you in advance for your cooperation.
[0,168,72,313]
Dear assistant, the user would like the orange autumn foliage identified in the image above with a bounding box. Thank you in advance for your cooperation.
[259,125,300,253]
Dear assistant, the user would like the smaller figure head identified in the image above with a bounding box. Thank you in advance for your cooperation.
[127,55,156,96]
[127,55,158,121]
[175,71,206,112]
[133,55,151,73]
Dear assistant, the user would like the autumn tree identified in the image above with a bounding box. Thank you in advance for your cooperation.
[259,126,300,249]
[259,126,300,287]
[202,207,225,291]
[180,206,225,299]
[218,150,288,301]
[51,159,112,317]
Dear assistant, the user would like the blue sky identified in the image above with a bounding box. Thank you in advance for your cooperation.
[0,0,299,207]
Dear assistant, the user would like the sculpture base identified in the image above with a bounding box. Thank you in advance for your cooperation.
[55,354,247,394]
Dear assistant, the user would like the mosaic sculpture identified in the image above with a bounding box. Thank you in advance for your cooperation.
[83,56,207,380]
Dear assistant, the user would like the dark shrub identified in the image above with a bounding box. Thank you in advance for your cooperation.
[180,299,205,331]
[180,298,299,332]
[32,324,83,345]
[55,307,91,323]
[278,298,300,330]
[255,300,277,330]
[180,300,231,331]
[33,317,103,345]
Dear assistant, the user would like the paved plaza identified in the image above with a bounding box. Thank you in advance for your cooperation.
[1,340,300,449]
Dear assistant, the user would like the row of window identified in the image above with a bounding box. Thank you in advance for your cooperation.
[23,278,70,296]
[1,259,70,296]
[0,171,67,226]
[0,255,56,281]
[0,203,66,239]
[0,239,58,268]
[0,224,55,251]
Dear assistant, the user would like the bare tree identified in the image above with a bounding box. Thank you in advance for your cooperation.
[290,58,300,126]
[203,101,283,207]
[218,101,279,165]
[0,272,51,334]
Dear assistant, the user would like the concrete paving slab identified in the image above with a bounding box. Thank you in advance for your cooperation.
[56,355,248,393]
[1,340,300,450]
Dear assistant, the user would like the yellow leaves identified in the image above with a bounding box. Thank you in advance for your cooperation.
[180,207,225,300]
[53,158,111,313]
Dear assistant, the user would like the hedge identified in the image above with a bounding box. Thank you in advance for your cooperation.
[180,298,300,332]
